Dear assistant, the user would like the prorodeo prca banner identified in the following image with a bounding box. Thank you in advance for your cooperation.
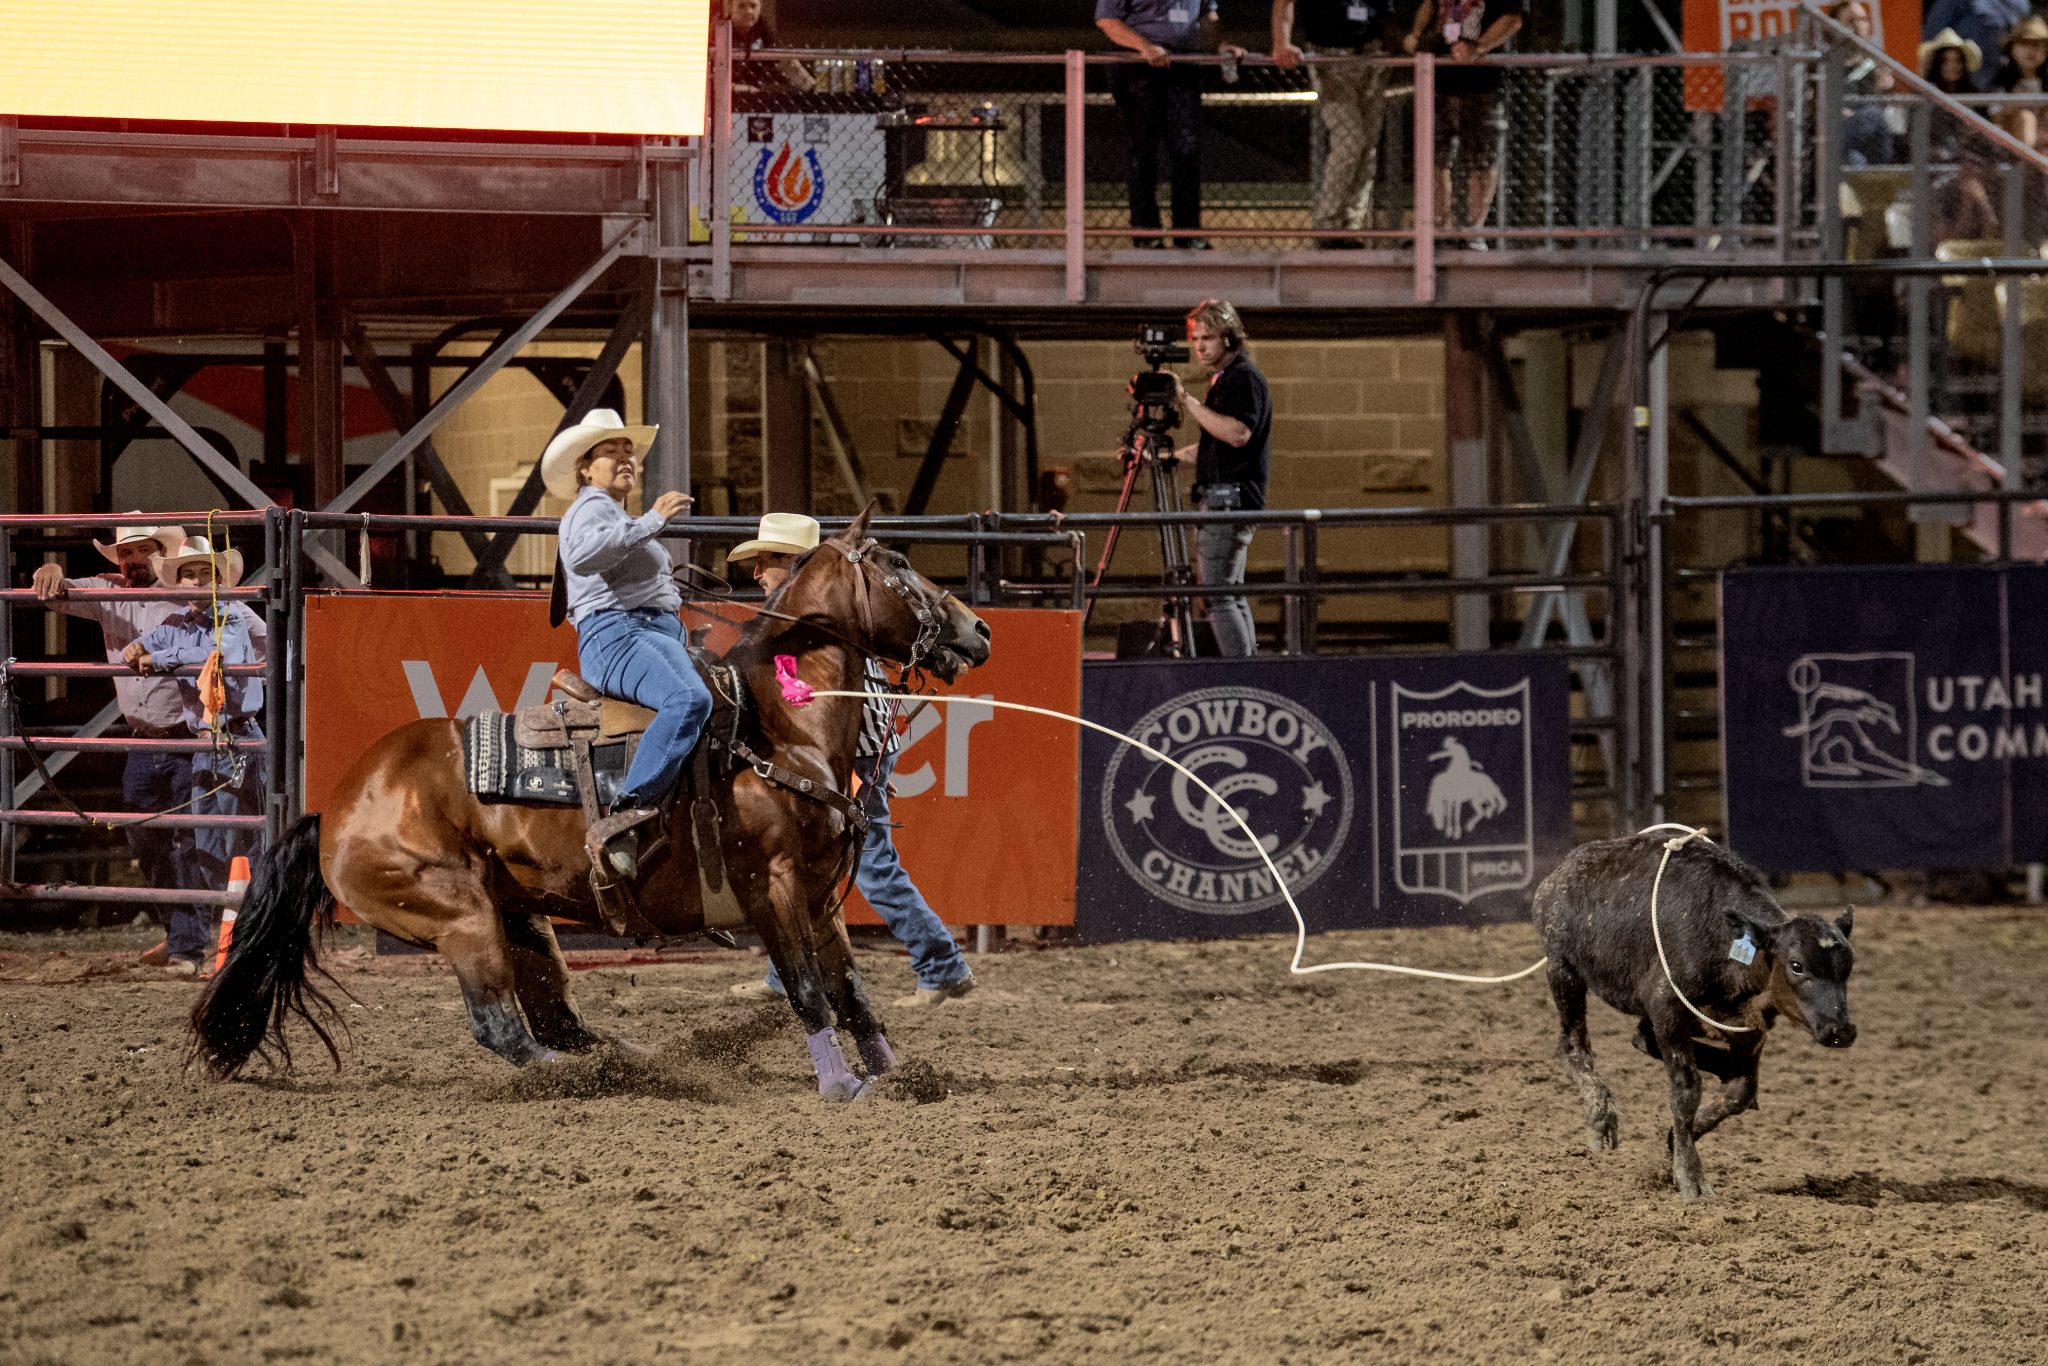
[1721,563,2048,871]
[1076,653,1574,942]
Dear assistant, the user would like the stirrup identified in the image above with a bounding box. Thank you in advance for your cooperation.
[586,807,660,883]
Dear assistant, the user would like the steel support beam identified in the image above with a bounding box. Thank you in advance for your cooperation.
[906,342,981,517]
[1518,326,1628,647]
[800,346,873,509]
[1445,316,1491,651]
[761,341,812,512]
[322,221,644,518]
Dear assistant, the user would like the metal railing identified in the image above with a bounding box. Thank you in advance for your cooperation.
[696,35,1824,299]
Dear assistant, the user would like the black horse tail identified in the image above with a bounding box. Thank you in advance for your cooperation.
[188,813,348,1079]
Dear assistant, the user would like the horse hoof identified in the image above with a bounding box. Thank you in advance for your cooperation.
[819,1077,870,1104]
[531,1049,566,1067]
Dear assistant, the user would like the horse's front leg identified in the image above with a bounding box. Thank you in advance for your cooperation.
[813,912,895,1078]
[757,860,867,1102]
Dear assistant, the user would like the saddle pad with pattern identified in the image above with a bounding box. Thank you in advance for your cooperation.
[463,713,634,808]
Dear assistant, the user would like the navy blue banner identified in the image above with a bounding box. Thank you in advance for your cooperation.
[1722,564,2048,872]
[1076,653,1573,942]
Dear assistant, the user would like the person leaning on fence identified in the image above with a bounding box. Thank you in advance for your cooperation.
[28,518,264,970]
[1174,299,1272,657]
[1992,15,2048,152]
[1829,0,1900,168]
[724,513,978,1009]
[725,0,814,95]
[120,537,266,979]
[1271,0,1398,246]
[1405,0,1523,245]
[543,408,711,885]
[1095,0,1243,249]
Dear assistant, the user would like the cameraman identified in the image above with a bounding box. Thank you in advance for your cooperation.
[1174,298,1270,656]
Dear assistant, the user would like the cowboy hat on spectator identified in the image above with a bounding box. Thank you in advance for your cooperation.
[2005,14,2048,48]
[726,512,821,563]
[93,516,185,565]
[539,409,660,501]
[1919,27,1982,72]
[152,535,244,589]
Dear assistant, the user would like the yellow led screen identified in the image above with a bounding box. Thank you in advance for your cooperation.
[0,1,709,135]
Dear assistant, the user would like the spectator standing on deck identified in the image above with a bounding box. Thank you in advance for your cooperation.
[1406,0,1523,245]
[1829,0,1899,167]
[1175,299,1271,656]
[724,514,978,1008]
[1271,0,1396,246]
[725,0,814,94]
[123,537,268,978]
[1095,0,1245,248]
[26,519,257,971]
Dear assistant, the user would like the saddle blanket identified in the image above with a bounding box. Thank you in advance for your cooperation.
[462,713,633,808]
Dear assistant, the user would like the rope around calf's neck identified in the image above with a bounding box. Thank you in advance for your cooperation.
[798,690,1549,984]
[1643,823,1758,1035]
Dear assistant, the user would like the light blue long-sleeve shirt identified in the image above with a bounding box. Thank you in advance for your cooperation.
[559,485,682,626]
[136,607,265,733]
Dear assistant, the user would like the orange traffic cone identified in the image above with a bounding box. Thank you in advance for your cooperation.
[213,855,252,975]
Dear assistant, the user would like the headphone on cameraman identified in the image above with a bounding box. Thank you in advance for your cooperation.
[1192,298,1248,353]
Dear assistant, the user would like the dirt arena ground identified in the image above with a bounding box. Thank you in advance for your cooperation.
[1,903,2044,1365]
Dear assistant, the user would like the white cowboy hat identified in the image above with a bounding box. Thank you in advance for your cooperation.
[539,409,659,502]
[726,512,821,563]
[93,516,185,565]
[1919,27,1983,74]
[152,535,244,589]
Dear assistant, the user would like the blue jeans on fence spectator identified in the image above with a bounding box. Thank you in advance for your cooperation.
[169,722,266,964]
[765,744,969,996]
[1196,514,1257,658]
[123,746,191,897]
[575,607,712,809]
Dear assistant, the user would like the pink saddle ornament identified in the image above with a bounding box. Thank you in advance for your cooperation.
[775,655,815,706]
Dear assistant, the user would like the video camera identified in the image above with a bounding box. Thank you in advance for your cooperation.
[1125,322,1190,450]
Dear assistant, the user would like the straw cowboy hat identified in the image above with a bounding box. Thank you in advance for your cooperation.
[726,512,821,563]
[2006,14,2048,48]
[539,409,659,502]
[93,516,185,565]
[1919,27,1983,73]
[152,535,244,589]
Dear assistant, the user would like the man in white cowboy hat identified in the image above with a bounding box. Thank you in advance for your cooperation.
[546,408,710,886]
[725,513,978,1008]
[29,517,263,969]
[122,536,267,976]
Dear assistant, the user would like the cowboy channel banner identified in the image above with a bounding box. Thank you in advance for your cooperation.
[1075,653,1573,943]
[1722,564,2048,872]
[302,596,1081,927]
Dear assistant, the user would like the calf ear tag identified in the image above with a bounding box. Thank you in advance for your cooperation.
[1728,931,1757,966]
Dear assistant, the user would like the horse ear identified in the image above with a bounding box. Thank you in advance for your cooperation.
[840,500,878,543]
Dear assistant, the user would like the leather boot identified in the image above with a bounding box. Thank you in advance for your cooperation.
[586,807,660,884]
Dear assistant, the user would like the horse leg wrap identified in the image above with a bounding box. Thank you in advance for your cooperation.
[806,1028,864,1102]
[856,1033,897,1077]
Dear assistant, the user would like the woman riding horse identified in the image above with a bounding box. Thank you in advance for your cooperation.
[188,509,992,1102]
[541,409,711,879]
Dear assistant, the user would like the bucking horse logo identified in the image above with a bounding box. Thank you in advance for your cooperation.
[1392,679,1535,905]
[1425,736,1507,839]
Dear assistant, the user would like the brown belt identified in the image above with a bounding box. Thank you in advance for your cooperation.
[128,720,192,740]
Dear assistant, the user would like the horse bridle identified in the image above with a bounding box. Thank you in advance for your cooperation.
[825,535,952,681]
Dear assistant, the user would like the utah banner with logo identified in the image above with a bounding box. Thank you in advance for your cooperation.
[1722,564,2048,872]
[1076,653,1573,943]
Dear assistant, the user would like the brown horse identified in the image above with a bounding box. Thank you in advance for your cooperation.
[189,510,991,1101]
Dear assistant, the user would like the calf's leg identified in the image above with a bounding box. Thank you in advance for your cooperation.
[1657,1033,1712,1198]
[1687,1057,1760,1142]
[1547,956,1618,1151]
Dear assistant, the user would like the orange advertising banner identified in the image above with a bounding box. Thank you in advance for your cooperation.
[301,594,1080,926]
[1682,0,1919,111]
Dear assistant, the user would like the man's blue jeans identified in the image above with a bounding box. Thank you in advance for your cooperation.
[168,724,266,964]
[575,607,712,808]
[766,744,969,994]
[123,746,191,896]
[1197,517,1258,657]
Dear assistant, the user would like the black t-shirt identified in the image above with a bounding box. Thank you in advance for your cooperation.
[1426,0,1523,94]
[1195,354,1272,509]
[1299,0,1385,48]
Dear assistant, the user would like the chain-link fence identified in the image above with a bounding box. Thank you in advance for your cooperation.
[706,44,1819,254]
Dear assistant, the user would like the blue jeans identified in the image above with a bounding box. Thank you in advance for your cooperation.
[123,746,192,895]
[575,607,712,809]
[1197,515,1257,657]
[766,745,968,994]
[169,723,267,963]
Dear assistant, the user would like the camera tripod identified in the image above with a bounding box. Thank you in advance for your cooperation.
[1084,423,1201,659]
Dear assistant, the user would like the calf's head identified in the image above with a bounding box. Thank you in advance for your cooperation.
[1747,906,1857,1048]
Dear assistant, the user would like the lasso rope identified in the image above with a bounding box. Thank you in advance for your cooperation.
[797,690,1549,985]
[1642,822,1758,1035]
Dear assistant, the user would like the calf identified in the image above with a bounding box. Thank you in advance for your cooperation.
[1530,832,1856,1197]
